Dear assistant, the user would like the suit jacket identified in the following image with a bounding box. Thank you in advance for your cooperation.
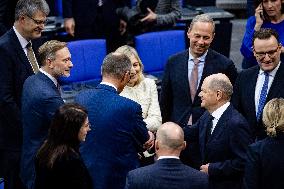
[0,29,36,151]
[184,105,252,189]
[125,158,208,189]
[232,57,284,140]
[243,133,284,189]
[20,72,64,189]
[160,49,238,126]
[75,84,149,189]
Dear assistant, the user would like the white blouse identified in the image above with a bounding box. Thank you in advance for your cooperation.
[120,77,162,132]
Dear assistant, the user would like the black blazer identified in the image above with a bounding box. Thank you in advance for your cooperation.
[0,29,35,151]
[125,158,208,189]
[184,105,252,189]
[34,149,93,189]
[160,49,238,127]
[243,133,284,189]
[232,57,284,140]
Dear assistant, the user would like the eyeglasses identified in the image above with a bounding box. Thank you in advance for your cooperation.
[27,15,48,25]
[254,46,280,59]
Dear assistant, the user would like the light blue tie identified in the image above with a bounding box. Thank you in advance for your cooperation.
[256,72,269,121]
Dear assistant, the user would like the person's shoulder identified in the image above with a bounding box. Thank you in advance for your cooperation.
[143,77,156,86]
[207,49,232,63]
[169,49,188,60]
[239,65,259,76]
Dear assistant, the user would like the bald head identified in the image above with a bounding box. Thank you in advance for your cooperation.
[156,122,185,155]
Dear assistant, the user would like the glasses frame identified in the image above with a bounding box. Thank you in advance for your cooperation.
[253,45,281,59]
[26,15,48,25]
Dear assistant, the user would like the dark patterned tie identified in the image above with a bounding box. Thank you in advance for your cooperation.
[26,42,39,73]
[206,114,214,143]
[256,72,269,121]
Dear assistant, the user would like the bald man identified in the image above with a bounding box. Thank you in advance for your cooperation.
[184,73,252,189]
[125,122,208,189]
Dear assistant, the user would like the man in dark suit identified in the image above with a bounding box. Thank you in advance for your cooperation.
[184,73,252,189]
[75,52,154,189]
[160,13,238,127]
[0,1,50,188]
[125,122,208,189]
[20,40,73,189]
[233,28,284,141]
[62,0,127,52]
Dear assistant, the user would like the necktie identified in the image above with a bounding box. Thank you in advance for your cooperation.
[187,59,199,125]
[26,42,39,73]
[189,59,199,102]
[256,72,269,121]
[206,114,214,142]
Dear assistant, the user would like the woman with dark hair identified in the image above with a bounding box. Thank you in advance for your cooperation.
[241,0,284,68]
[34,103,92,189]
[243,98,284,189]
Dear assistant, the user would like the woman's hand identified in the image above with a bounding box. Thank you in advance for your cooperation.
[255,3,264,31]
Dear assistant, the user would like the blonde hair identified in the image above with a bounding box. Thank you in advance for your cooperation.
[115,45,144,85]
[262,98,284,137]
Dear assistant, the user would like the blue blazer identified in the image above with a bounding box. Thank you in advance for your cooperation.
[0,29,35,151]
[233,56,284,140]
[75,84,149,189]
[243,134,284,189]
[160,49,238,126]
[20,72,64,189]
[184,105,252,189]
[125,158,208,189]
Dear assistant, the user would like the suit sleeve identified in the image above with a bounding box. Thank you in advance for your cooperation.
[208,117,252,178]
[156,0,181,26]
[160,58,173,123]
[232,73,242,112]
[143,80,162,132]
[242,144,260,189]
[62,0,73,18]
[43,95,64,122]
[224,59,238,86]
[0,48,21,130]
[132,104,149,152]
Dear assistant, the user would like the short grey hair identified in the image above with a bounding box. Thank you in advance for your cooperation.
[156,122,184,150]
[189,14,215,33]
[15,0,50,20]
[208,73,233,100]
[101,53,132,80]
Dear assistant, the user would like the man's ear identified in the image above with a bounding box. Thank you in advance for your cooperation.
[46,58,53,68]
[155,140,159,151]
[181,141,186,150]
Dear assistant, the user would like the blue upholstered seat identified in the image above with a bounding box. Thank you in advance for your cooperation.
[134,30,186,78]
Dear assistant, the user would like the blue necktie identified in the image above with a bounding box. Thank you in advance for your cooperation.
[256,72,269,121]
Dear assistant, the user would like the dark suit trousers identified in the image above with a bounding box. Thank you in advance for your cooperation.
[0,150,26,189]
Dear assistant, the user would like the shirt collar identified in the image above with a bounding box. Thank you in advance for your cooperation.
[39,68,58,87]
[158,156,180,160]
[259,61,281,77]
[13,26,29,49]
[188,48,208,62]
[100,81,118,91]
[211,102,230,121]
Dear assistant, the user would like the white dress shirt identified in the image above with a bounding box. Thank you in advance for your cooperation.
[210,102,230,134]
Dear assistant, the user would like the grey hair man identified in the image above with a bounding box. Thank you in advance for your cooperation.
[184,73,252,189]
[75,53,154,189]
[160,13,238,168]
[125,122,209,189]
[0,1,49,189]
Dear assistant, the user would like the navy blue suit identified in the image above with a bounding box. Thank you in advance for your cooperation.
[184,105,252,189]
[20,72,64,189]
[232,57,284,140]
[125,158,208,189]
[243,133,284,189]
[0,28,36,188]
[160,49,238,126]
[75,84,149,189]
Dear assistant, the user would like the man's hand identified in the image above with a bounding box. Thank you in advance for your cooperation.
[64,18,75,37]
[140,8,157,23]
[143,131,155,150]
[200,163,209,174]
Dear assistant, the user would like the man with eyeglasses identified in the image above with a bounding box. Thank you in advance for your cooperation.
[0,0,49,189]
[233,28,284,141]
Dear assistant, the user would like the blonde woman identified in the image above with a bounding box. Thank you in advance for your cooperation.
[115,45,162,132]
[243,98,284,189]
